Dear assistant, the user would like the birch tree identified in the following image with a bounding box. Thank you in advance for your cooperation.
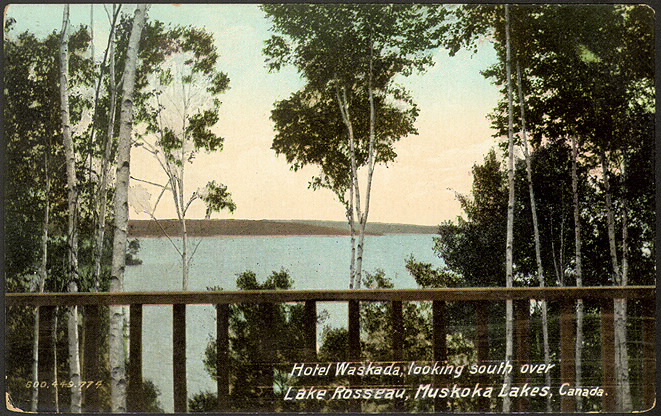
[135,25,235,291]
[91,4,122,291]
[109,5,148,411]
[59,6,83,411]
[264,4,444,288]
[515,62,552,411]
[570,135,586,410]
[502,6,515,412]
[4,18,91,411]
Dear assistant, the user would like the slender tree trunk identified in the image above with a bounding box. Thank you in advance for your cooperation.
[32,150,51,411]
[59,6,82,411]
[345,188,357,289]
[602,152,620,282]
[503,5,515,412]
[355,39,377,291]
[31,308,40,411]
[53,309,60,412]
[516,62,552,411]
[93,4,121,291]
[336,85,362,288]
[109,5,148,411]
[600,151,632,411]
[180,131,190,290]
[89,5,94,60]
[617,159,632,412]
[570,135,586,410]
[181,216,189,290]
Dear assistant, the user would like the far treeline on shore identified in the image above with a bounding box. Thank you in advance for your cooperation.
[128,219,439,237]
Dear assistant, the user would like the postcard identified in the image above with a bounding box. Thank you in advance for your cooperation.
[3,2,656,414]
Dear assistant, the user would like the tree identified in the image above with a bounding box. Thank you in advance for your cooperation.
[264,4,445,288]
[4,15,97,411]
[5,21,60,411]
[514,62,553,410]
[58,7,85,411]
[500,7,654,410]
[501,7,516,411]
[202,270,312,412]
[446,4,654,410]
[109,5,149,411]
[434,150,508,288]
[90,4,123,291]
[134,25,235,290]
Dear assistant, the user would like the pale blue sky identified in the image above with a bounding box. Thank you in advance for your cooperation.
[5,4,501,226]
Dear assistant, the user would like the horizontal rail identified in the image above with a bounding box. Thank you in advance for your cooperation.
[5,286,655,306]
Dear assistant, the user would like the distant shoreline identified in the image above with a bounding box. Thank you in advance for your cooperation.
[128,219,438,238]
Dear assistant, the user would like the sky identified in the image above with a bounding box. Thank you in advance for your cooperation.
[5,3,502,226]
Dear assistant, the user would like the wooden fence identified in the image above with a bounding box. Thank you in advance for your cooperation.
[6,286,656,413]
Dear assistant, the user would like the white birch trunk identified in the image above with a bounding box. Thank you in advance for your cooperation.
[570,136,585,410]
[59,6,82,411]
[32,150,50,411]
[93,5,120,290]
[109,5,148,411]
[601,151,632,411]
[336,85,362,288]
[516,62,552,411]
[345,185,357,289]
[53,310,60,412]
[31,309,40,411]
[355,35,377,291]
[503,5,515,412]
[181,215,189,290]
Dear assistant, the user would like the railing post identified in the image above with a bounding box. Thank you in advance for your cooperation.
[304,300,317,362]
[38,305,57,412]
[642,298,656,410]
[432,301,447,361]
[515,300,531,412]
[433,301,448,412]
[474,301,490,412]
[127,304,143,412]
[216,304,230,412]
[259,303,276,409]
[348,300,361,360]
[348,300,361,412]
[83,305,101,412]
[601,299,616,412]
[173,304,187,413]
[560,300,576,412]
[391,300,404,411]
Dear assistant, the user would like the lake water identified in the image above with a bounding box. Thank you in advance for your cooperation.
[124,234,441,412]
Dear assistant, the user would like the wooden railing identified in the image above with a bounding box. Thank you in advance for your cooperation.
[6,286,656,413]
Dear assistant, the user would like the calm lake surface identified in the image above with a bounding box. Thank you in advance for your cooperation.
[124,234,441,412]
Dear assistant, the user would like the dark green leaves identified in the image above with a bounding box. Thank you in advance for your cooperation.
[187,110,222,152]
[264,4,440,202]
[200,180,236,219]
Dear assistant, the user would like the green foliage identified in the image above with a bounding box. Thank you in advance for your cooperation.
[264,4,442,206]
[189,391,217,412]
[271,84,418,198]
[203,269,313,411]
[187,110,222,151]
[136,24,230,156]
[443,4,655,290]
[132,21,235,224]
[125,239,143,266]
[141,380,165,413]
[200,181,236,219]
[405,255,462,288]
[433,150,508,287]
[316,271,486,412]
